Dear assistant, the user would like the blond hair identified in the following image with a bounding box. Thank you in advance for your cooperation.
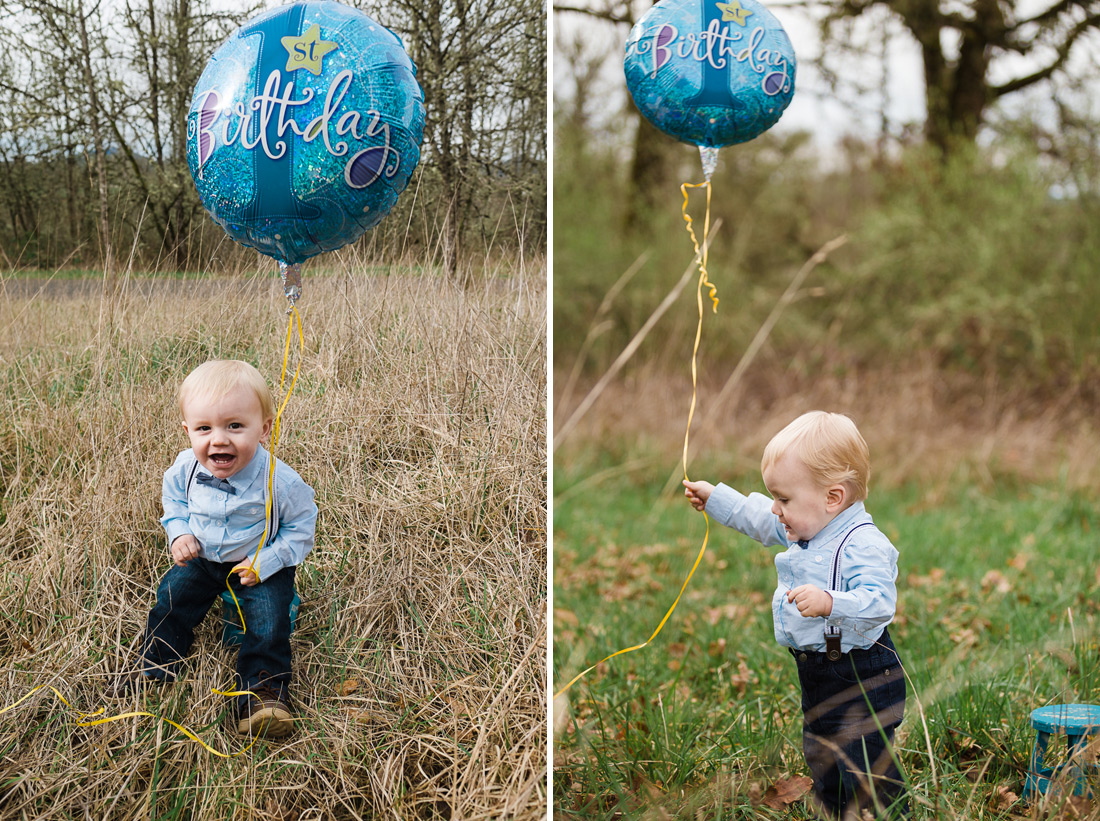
[178,360,274,422]
[761,411,870,501]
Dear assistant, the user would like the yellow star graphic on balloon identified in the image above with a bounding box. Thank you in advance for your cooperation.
[281,23,338,76]
[717,0,753,25]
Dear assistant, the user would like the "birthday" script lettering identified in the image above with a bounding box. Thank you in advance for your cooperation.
[631,21,791,96]
[190,69,400,189]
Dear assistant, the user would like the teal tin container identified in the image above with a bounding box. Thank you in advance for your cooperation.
[220,590,300,646]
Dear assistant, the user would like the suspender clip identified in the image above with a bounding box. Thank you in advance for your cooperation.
[825,630,843,661]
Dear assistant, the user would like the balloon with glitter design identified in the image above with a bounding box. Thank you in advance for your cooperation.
[186,0,425,269]
[624,0,796,149]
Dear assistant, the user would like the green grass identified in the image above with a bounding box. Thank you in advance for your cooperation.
[553,467,1100,818]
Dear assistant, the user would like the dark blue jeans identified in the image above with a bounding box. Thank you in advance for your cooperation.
[141,557,295,698]
[791,627,908,818]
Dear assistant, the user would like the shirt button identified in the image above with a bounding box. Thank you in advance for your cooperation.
[815,555,823,563]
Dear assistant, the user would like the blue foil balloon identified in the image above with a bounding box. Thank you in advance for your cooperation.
[624,0,796,148]
[187,1,425,266]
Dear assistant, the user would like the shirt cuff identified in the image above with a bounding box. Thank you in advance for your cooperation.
[827,591,860,620]
[251,548,289,583]
[703,483,743,520]
[164,522,192,548]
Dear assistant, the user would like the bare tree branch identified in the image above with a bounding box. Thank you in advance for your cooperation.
[553,3,635,25]
[994,12,1100,96]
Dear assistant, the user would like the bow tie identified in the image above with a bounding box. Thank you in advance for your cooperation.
[195,472,236,495]
[797,540,809,549]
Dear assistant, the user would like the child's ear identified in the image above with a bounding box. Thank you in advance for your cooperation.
[261,417,274,439]
[826,483,847,512]
[181,420,190,435]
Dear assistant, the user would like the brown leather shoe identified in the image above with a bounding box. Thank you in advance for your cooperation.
[235,687,294,737]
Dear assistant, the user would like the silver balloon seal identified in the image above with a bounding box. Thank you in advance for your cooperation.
[699,146,720,182]
[279,261,302,312]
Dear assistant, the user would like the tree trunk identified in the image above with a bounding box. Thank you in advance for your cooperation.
[625,119,673,230]
[76,2,114,282]
[827,0,1100,156]
[171,0,196,271]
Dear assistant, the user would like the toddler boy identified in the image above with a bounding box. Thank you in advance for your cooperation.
[113,360,316,738]
[684,411,907,818]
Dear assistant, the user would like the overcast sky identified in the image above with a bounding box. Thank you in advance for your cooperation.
[553,0,1100,151]
[553,2,927,149]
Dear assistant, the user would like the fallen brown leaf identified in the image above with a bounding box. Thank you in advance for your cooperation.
[338,678,359,696]
[762,775,813,810]
[981,569,1012,594]
[345,708,372,724]
[445,696,470,716]
[705,603,753,625]
[909,567,946,587]
[554,608,579,627]
[990,784,1018,810]
[729,659,758,697]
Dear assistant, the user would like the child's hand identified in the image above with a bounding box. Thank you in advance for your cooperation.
[170,534,201,567]
[683,479,715,512]
[232,564,260,587]
[787,584,833,618]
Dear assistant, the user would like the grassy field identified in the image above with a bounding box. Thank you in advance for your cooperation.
[0,259,546,819]
[553,380,1100,820]
[552,103,1100,821]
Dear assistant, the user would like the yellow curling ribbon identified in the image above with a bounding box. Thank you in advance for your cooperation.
[555,181,716,698]
[0,684,264,758]
[682,181,718,313]
[225,306,304,633]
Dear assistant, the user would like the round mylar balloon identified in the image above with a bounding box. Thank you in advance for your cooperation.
[624,0,796,148]
[187,1,425,266]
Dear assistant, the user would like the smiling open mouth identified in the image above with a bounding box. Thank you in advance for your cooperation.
[209,453,235,465]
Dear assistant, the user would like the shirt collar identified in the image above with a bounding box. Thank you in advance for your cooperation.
[224,445,270,492]
[801,500,869,549]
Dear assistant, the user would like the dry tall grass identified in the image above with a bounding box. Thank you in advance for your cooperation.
[0,260,546,819]
[554,357,1100,497]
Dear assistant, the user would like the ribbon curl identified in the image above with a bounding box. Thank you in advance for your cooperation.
[0,684,265,758]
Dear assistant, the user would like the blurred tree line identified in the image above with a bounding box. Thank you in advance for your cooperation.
[554,0,1100,397]
[0,0,546,276]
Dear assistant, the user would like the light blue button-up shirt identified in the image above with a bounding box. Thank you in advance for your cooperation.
[161,445,317,582]
[705,484,899,652]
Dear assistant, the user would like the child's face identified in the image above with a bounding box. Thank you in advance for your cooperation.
[762,452,838,542]
[181,385,273,479]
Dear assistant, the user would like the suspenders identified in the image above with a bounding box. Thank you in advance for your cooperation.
[184,456,279,547]
[823,522,874,660]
